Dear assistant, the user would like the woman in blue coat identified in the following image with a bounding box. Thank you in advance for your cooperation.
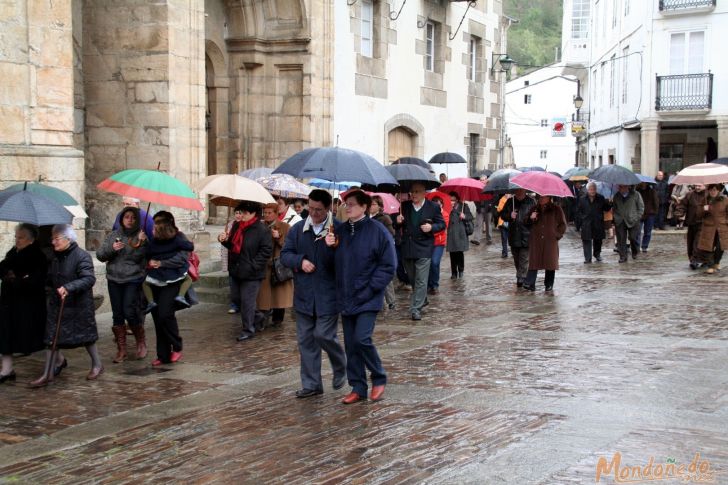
[325,190,396,404]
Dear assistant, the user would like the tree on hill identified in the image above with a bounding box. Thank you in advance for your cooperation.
[505,0,563,74]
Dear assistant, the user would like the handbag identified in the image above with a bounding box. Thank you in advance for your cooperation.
[188,251,200,282]
[464,219,474,236]
[271,257,293,285]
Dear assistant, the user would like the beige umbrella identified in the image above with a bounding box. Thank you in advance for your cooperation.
[193,174,276,206]
[671,163,728,186]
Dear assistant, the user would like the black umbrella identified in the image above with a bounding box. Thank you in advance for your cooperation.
[384,164,440,191]
[0,183,74,225]
[483,168,521,194]
[548,171,563,178]
[590,165,640,185]
[392,157,434,174]
[273,147,398,187]
[428,152,467,165]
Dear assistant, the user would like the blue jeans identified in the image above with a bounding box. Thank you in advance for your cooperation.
[428,245,445,290]
[638,215,655,250]
[500,226,509,256]
[341,311,386,397]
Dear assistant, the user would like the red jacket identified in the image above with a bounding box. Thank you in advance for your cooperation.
[434,208,450,246]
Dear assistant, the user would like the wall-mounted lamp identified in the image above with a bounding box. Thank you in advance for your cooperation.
[573,95,584,110]
[490,53,514,75]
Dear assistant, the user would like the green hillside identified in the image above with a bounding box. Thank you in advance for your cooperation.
[505,0,563,72]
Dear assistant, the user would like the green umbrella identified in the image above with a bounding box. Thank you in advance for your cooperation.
[2,182,87,218]
[97,169,203,211]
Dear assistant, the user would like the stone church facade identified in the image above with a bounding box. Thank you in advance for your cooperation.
[0,0,506,251]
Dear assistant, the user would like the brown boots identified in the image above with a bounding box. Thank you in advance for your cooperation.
[130,325,147,359]
[112,326,127,363]
[113,325,147,362]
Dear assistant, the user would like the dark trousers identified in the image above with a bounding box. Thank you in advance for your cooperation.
[230,277,263,337]
[616,223,639,259]
[511,246,529,282]
[108,280,142,326]
[500,226,509,256]
[449,251,465,275]
[638,215,655,250]
[341,311,386,397]
[525,269,555,289]
[657,203,669,229]
[582,239,603,262]
[395,244,410,284]
[696,233,724,266]
[150,282,183,363]
[428,245,445,290]
[296,312,346,391]
[687,224,702,262]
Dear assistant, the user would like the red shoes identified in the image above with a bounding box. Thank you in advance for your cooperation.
[370,385,385,402]
[151,359,163,367]
[341,392,364,404]
[86,366,104,381]
[170,351,183,363]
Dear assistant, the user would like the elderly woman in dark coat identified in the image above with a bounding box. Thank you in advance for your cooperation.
[577,182,611,263]
[446,191,473,279]
[696,184,728,274]
[97,206,148,363]
[523,196,567,292]
[30,225,102,387]
[0,224,48,383]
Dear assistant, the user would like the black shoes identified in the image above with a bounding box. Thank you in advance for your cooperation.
[332,374,346,390]
[411,311,422,321]
[584,260,592,264]
[295,388,323,398]
[522,284,536,292]
[236,334,254,342]
[545,286,553,292]
[54,358,68,377]
[516,281,523,288]
[595,255,602,262]
[0,371,16,383]
[470,240,480,245]
[619,257,627,263]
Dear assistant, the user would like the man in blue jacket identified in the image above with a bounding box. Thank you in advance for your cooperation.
[394,182,445,320]
[326,190,396,404]
[280,190,347,398]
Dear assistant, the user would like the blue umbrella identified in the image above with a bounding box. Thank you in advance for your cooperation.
[273,147,397,187]
[308,179,361,191]
[385,164,440,191]
[593,181,617,199]
[590,165,640,186]
[239,167,274,179]
[0,184,74,225]
[636,174,656,184]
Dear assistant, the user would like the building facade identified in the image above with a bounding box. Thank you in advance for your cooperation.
[561,0,728,176]
[0,0,507,250]
[505,65,578,174]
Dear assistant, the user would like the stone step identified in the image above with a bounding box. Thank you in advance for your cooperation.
[196,270,230,289]
[194,286,230,305]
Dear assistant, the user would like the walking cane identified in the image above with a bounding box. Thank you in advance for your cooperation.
[45,296,66,383]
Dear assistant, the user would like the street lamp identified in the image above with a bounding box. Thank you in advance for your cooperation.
[573,95,583,110]
[491,53,515,76]
[490,53,515,169]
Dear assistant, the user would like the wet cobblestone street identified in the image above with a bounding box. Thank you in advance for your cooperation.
[0,229,726,484]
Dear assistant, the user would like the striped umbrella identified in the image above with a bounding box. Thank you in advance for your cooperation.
[672,163,728,186]
[256,174,313,199]
[98,169,203,211]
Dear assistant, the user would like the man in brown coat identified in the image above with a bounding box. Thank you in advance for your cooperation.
[522,196,567,292]
[674,185,706,269]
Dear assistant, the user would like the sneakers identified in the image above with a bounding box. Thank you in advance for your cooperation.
[227,306,239,314]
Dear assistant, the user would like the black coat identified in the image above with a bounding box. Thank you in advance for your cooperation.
[499,196,537,248]
[0,243,48,354]
[46,242,98,348]
[394,199,446,259]
[222,220,273,281]
[576,194,611,241]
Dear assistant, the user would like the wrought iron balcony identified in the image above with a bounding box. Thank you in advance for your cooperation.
[655,73,713,111]
[659,0,716,12]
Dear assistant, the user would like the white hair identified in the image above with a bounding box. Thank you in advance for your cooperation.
[587,182,597,190]
[122,197,141,206]
[52,224,78,242]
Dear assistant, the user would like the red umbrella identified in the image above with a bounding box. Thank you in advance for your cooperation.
[510,171,573,198]
[439,177,486,201]
[425,191,452,216]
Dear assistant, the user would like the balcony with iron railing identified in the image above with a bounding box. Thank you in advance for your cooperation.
[655,73,713,112]
[659,0,716,14]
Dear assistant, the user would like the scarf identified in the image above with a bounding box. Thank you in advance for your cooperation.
[231,217,258,254]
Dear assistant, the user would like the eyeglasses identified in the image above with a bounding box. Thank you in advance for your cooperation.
[51,236,67,242]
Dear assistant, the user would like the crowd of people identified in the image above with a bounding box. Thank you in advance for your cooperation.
[1,172,725,404]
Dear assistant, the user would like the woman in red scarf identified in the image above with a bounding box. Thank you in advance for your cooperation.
[218,201,273,341]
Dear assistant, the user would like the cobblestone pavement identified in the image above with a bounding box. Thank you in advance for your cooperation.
[0,228,726,484]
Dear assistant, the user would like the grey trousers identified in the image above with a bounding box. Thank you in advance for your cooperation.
[384,281,395,306]
[230,277,263,337]
[511,247,529,283]
[403,257,431,313]
[296,312,346,391]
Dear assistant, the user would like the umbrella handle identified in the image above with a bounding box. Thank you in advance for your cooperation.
[45,296,66,382]
[129,201,152,249]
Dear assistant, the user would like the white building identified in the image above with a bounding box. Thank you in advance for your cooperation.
[562,0,728,176]
[505,65,578,174]
[334,1,509,178]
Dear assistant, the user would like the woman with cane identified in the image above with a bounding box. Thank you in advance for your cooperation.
[30,225,102,387]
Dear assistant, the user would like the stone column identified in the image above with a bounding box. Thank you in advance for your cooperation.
[716,117,728,158]
[640,119,660,177]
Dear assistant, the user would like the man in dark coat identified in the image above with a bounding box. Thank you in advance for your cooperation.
[499,189,537,287]
[612,185,644,263]
[280,189,347,398]
[654,171,670,230]
[577,182,611,263]
[394,182,445,321]
[637,182,660,252]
